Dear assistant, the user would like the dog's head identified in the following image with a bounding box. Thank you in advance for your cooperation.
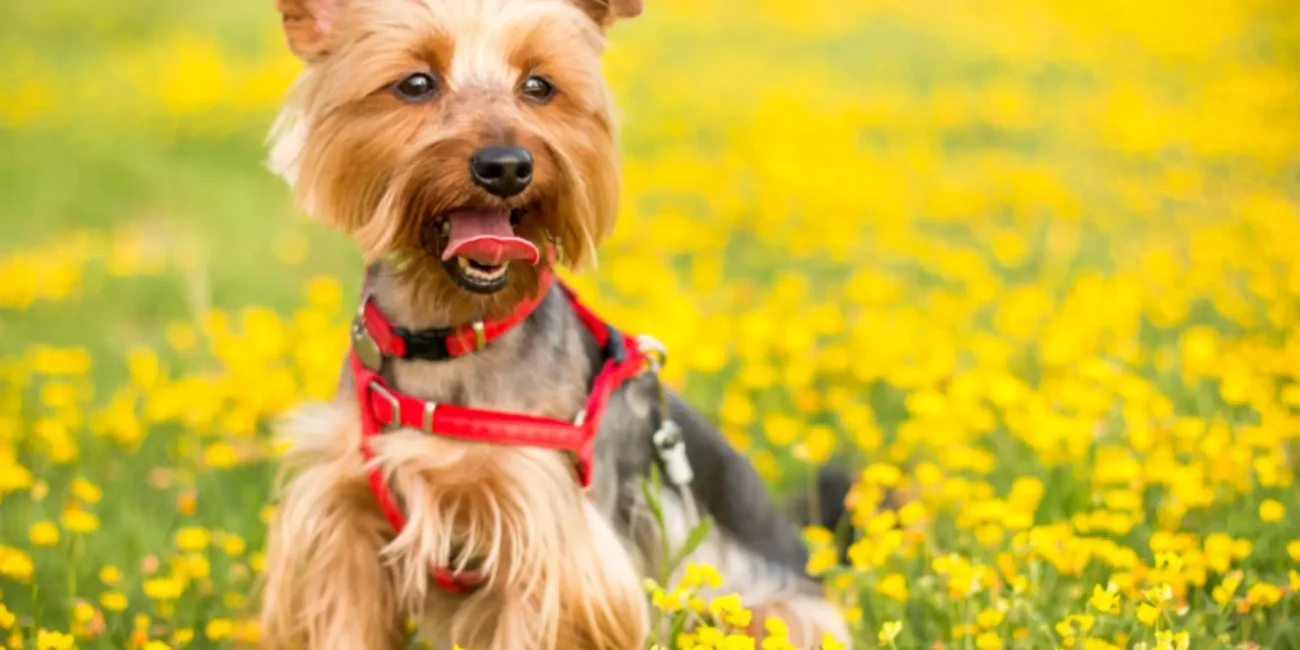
[270,0,641,298]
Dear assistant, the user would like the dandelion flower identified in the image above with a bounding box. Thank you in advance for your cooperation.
[29,521,59,547]
[61,509,99,534]
[975,632,1002,650]
[1259,499,1285,522]
[100,591,128,612]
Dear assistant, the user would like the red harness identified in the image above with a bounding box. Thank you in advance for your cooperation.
[349,268,650,593]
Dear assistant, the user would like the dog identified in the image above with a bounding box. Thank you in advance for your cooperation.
[257,0,854,648]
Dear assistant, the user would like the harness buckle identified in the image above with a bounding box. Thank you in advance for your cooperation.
[635,334,668,373]
[471,321,487,350]
[422,400,438,435]
[368,380,401,430]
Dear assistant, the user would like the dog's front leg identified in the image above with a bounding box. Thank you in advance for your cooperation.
[259,405,406,650]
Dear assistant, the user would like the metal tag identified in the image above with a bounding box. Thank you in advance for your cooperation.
[352,319,384,371]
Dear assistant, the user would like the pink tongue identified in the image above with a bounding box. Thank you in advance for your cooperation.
[440,209,540,266]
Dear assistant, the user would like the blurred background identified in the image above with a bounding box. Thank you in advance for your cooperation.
[2,0,1300,648]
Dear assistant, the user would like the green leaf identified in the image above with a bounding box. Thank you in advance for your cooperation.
[666,513,714,577]
[640,465,667,536]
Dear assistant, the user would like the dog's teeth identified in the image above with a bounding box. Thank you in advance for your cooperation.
[455,256,507,281]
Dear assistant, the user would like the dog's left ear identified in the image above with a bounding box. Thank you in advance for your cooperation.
[572,0,644,27]
[277,0,344,60]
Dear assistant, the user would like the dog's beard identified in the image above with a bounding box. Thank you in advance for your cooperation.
[369,430,646,650]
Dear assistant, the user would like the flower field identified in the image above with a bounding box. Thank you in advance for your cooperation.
[3,0,1300,648]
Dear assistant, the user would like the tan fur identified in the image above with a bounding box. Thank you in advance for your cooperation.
[263,397,648,650]
[260,402,405,648]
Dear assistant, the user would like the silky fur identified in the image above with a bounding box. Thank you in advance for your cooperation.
[258,0,852,648]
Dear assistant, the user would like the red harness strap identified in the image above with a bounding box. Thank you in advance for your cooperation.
[349,271,648,593]
[358,270,553,361]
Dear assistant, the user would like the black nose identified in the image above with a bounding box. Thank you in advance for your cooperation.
[469,146,533,198]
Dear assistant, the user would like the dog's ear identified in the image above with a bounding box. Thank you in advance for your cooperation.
[277,0,344,59]
[572,0,644,27]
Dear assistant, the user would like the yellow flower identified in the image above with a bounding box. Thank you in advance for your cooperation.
[866,510,898,536]
[862,463,901,487]
[205,618,234,640]
[1089,583,1120,614]
[1259,499,1285,522]
[1212,572,1242,605]
[0,604,14,629]
[794,425,836,465]
[1055,614,1094,638]
[99,565,121,584]
[29,521,59,547]
[1289,571,1300,591]
[61,509,99,534]
[174,527,210,551]
[681,562,725,590]
[975,632,1002,650]
[72,602,95,624]
[874,572,909,602]
[0,546,35,583]
[877,620,902,647]
[1137,603,1160,626]
[898,501,927,528]
[221,534,246,556]
[203,442,238,469]
[1155,630,1189,650]
[1142,584,1172,605]
[803,526,834,547]
[976,608,1005,629]
[708,593,753,628]
[144,642,172,650]
[1288,539,1300,562]
[144,577,184,600]
[820,633,845,650]
[35,629,75,650]
[1154,551,1183,573]
[100,591,128,612]
[650,587,683,613]
[127,346,160,390]
[1245,582,1282,608]
[805,547,837,577]
[171,628,194,645]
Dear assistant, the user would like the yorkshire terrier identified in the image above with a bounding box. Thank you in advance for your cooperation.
[257,0,854,648]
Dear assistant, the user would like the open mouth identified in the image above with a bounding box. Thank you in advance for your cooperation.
[435,207,540,294]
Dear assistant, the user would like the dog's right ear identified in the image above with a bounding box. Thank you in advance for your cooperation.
[277,0,343,59]
[571,0,644,28]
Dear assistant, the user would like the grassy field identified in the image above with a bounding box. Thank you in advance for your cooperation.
[3,0,1300,648]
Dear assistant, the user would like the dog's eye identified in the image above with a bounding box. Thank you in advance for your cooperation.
[520,75,556,104]
[392,72,440,103]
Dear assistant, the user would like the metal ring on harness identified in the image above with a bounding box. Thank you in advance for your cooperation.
[635,334,668,373]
